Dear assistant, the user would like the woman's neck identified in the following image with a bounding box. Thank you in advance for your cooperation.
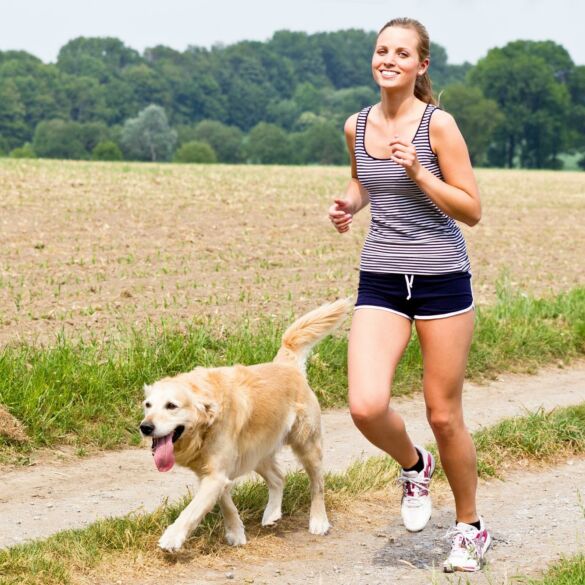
[378,90,419,120]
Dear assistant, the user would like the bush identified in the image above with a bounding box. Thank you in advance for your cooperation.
[192,120,243,163]
[92,141,123,161]
[32,120,108,160]
[174,140,217,163]
[10,143,36,159]
[302,122,346,165]
[245,122,291,164]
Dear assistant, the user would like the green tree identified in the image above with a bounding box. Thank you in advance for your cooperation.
[62,75,108,122]
[121,65,172,112]
[441,84,504,166]
[301,122,346,165]
[33,119,85,159]
[121,104,177,161]
[265,99,301,131]
[269,30,329,87]
[57,37,142,78]
[33,119,108,159]
[469,42,573,168]
[174,140,217,163]
[316,29,376,89]
[92,140,123,161]
[192,120,244,163]
[1,55,68,141]
[145,45,228,125]
[427,43,472,92]
[245,122,291,164]
[325,86,378,128]
[293,82,323,114]
[0,79,28,149]
[568,65,585,156]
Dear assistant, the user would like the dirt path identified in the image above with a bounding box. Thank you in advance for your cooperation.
[109,460,585,585]
[2,364,584,551]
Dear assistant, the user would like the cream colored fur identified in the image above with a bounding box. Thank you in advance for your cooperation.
[140,298,351,552]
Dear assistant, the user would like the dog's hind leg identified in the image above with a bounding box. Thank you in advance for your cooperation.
[289,432,331,535]
[219,488,247,546]
[256,456,284,526]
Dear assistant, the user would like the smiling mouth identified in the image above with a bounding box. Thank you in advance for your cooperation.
[172,425,185,442]
[150,425,185,453]
[150,425,185,473]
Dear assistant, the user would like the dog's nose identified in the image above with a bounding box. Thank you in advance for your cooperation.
[140,422,155,436]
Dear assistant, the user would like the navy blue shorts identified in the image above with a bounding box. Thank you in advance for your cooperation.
[355,271,474,321]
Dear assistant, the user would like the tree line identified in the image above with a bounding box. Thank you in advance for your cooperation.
[0,31,583,169]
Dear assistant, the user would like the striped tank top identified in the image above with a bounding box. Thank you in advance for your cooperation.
[355,103,471,275]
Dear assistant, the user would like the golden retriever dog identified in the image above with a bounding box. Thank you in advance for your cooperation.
[139,298,351,552]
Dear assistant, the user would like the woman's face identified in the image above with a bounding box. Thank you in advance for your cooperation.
[371,26,428,91]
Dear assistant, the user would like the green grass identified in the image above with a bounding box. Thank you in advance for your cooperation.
[1,403,585,584]
[523,555,585,584]
[0,285,584,461]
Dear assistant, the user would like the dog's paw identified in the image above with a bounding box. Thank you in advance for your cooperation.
[309,515,331,536]
[261,508,282,527]
[158,526,187,552]
[225,528,247,546]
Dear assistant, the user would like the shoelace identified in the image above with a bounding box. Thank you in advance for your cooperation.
[444,526,482,559]
[397,474,430,506]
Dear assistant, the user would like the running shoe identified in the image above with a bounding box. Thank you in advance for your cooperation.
[397,446,435,532]
[443,517,491,572]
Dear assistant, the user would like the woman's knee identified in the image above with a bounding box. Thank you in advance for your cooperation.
[426,408,465,440]
[349,398,389,427]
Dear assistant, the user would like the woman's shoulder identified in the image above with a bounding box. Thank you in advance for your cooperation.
[429,107,457,132]
[344,105,374,137]
[429,107,466,154]
[344,112,360,138]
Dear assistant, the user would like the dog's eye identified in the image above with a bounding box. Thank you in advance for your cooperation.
[165,402,178,410]
[144,402,151,409]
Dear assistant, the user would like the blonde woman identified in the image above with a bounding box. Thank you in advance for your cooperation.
[329,18,490,573]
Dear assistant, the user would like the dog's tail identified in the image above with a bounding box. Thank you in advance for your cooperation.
[273,298,352,375]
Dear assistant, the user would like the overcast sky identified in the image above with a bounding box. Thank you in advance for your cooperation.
[1,0,583,66]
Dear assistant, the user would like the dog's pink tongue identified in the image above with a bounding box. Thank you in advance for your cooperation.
[153,433,175,472]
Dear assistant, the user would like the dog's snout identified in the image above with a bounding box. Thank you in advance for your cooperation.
[140,422,155,436]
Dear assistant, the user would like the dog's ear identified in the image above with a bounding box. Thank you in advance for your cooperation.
[143,384,153,397]
[192,396,219,427]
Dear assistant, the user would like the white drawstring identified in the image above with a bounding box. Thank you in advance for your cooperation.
[405,275,414,300]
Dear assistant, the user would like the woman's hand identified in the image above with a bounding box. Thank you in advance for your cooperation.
[328,198,353,233]
[389,137,423,181]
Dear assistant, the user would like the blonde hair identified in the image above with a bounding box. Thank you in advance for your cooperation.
[377,18,437,105]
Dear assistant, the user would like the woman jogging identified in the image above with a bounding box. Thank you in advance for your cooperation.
[328,17,490,573]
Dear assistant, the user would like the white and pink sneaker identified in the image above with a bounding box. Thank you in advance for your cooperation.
[443,517,491,572]
[397,446,435,532]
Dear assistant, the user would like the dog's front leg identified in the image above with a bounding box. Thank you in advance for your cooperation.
[158,474,229,552]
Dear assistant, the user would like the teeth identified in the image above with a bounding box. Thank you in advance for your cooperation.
[381,71,398,78]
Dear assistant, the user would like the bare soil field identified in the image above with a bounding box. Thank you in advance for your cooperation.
[1,160,584,345]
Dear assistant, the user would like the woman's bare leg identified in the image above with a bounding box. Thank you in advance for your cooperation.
[415,311,478,523]
[348,308,418,469]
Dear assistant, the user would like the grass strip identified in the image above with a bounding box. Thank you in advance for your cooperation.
[522,555,585,584]
[1,403,585,584]
[0,285,584,459]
